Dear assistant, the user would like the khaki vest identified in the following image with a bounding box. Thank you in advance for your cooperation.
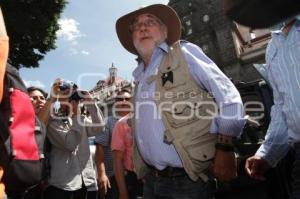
[132,41,217,182]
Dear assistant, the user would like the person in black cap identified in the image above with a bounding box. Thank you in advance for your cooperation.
[245,15,300,199]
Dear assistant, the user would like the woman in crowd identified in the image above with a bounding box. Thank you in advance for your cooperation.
[27,86,48,114]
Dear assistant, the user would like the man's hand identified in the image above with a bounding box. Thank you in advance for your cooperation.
[51,78,72,100]
[213,149,237,182]
[245,155,270,180]
[98,174,111,195]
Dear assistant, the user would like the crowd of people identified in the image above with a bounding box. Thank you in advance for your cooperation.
[0,2,300,199]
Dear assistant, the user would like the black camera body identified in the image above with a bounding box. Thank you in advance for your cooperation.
[59,81,72,91]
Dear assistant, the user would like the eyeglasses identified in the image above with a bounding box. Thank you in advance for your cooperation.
[130,18,160,32]
[115,97,131,102]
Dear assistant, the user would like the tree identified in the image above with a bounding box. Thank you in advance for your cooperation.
[0,0,67,69]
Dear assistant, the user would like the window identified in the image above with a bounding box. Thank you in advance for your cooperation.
[185,20,191,26]
[202,44,209,53]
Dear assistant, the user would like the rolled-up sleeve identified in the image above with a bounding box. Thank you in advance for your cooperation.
[182,42,245,137]
[255,69,290,167]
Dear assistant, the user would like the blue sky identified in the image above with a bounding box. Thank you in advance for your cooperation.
[20,0,168,93]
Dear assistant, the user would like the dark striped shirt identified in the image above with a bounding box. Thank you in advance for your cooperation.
[95,116,118,177]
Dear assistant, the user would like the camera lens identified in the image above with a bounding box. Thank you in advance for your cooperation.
[59,81,71,91]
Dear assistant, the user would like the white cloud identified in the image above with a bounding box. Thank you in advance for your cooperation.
[81,50,90,55]
[23,80,46,89]
[57,18,84,42]
[57,18,91,56]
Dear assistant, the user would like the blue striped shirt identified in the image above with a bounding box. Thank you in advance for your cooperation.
[256,18,300,167]
[132,41,245,169]
[95,116,118,177]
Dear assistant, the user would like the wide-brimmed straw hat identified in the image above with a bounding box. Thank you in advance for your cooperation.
[116,4,181,55]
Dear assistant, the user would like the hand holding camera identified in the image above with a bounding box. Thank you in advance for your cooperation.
[50,78,76,114]
[51,78,76,98]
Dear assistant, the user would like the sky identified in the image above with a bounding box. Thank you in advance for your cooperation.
[20,0,169,93]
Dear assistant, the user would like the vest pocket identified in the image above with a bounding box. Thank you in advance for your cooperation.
[181,133,216,171]
[162,91,215,129]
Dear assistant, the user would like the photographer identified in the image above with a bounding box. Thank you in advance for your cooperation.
[43,80,104,199]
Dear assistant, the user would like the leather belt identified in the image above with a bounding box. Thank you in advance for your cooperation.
[150,166,187,178]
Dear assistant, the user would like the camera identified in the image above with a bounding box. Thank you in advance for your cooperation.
[59,81,72,91]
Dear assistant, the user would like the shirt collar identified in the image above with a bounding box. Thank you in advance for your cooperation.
[132,62,143,81]
[158,42,169,53]
[272,15,300,35]
[132,42,169,80]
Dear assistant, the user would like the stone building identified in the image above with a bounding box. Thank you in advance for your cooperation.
[90,63,133,116]
[168,0,271,83]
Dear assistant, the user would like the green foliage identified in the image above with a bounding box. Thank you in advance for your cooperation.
[0,0,67,68]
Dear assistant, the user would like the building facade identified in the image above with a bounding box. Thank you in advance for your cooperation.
[90,63,133,116]
[168,0,271,83]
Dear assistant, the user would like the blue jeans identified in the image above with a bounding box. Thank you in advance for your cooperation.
[143,170,215,199]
